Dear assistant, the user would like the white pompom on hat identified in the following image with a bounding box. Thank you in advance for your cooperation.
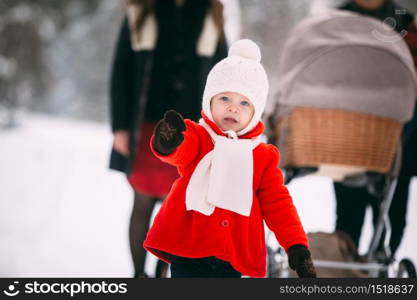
[202,39,269,135]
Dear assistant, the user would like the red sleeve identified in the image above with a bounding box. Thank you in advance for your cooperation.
[405,19,417,68]
[150,119,201,168]
[257,145,308,252]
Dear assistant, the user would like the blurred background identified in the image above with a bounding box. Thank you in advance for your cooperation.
[0,0,416,277]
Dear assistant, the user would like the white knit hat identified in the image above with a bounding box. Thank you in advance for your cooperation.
[202,39,269,135]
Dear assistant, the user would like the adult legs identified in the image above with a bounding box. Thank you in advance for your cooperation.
[371,127,417,256]
[334,182,374,248]
[334,125,417,255]
[390,126,417,254]
[129,191,159,277]
[387,170,411,255]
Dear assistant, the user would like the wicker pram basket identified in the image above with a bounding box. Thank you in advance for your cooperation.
[276,107,402,173]
[272,10,416,176]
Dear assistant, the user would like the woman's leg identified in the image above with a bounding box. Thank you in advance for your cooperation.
[369,127,417,256]
[129,191,158,277]
[387,170,411,255]
[334,182,373,247]
[388,127,417,255]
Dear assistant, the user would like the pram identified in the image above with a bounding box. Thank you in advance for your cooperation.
[267,10,417,278]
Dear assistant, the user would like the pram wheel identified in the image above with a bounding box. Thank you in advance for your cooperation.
[397,258,416,278]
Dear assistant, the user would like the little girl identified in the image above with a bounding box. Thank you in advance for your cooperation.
[144,39,316,278]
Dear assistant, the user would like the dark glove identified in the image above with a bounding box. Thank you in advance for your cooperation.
[153,110,186,155]
[288,244,317,278]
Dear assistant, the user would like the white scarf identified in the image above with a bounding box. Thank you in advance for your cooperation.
[185,119,262,216]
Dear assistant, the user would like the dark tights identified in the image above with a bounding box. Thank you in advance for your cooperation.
[129,191,162,277]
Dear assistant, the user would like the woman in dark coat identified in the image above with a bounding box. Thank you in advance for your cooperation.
[334,0,417,256]
[109,0,228,277]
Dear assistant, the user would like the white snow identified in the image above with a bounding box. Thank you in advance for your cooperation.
[0,112,416,277]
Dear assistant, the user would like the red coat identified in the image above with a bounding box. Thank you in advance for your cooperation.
[144,115,308,277]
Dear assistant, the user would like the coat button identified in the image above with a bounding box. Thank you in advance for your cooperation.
[221,220,229,227]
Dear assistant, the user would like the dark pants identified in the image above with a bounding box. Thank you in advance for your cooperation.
[170,256,242,278]
[334,125,417,255]
[334,182,379,247]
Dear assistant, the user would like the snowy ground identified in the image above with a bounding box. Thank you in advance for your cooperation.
[0,112,416,277]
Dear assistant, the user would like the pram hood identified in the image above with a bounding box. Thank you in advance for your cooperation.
[277,10,417,122]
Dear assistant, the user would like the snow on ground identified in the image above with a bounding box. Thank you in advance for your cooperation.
[0,112,416,277]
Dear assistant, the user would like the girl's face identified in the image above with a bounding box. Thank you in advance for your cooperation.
[210,92,255,133]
